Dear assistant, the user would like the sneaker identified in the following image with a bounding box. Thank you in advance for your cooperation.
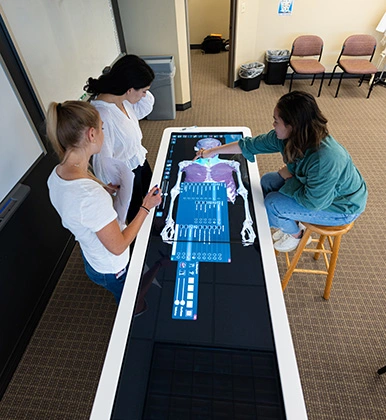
[272,229,285,241]
[274,232,312,252]
[272,222,309,243]
[274,233,301,252]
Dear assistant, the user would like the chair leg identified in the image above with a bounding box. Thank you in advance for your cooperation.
[367,75,376,98]
[358,74,366,87]
[323,235,342,300]
[282,63,289,86]
[311,74,316,86]
[281,230,312,291]
[335,73,344,98]
[289,73,294,92]
[328,65,338,86]
[317,73,325,97]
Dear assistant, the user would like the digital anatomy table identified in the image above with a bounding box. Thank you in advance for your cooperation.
[90,127,307,420]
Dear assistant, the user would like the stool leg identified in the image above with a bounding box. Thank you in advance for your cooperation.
[378,365,386,375]
[281,230,312,291]
[323,234,342,300]
[314,234,326,260]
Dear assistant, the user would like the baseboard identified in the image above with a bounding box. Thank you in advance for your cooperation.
[176,101,192,111]
[231,72,375,88]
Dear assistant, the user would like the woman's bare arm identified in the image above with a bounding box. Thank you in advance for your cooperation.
[96,185,162,255]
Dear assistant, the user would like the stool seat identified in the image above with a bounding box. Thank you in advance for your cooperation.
[277,221,355,300]
[301,222,353,237]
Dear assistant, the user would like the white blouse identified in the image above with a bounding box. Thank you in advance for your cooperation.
[91,91,154,184]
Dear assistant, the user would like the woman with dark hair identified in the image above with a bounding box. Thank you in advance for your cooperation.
[195,91,367,252]
[46,100,162,305]
[84,54,155,223]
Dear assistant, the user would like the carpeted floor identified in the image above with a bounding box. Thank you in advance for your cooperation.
[0,50,385,419]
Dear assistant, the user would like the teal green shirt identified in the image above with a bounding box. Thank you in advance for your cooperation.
[239,130,367,214]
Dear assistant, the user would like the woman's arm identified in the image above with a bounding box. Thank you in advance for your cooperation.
[194,141,242,160]
[96,185,162,255]
[132,91,155,120]
[92,110,115,184]
[194,131,284,162]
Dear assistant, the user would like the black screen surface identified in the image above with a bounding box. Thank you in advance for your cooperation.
[110,132,285,419]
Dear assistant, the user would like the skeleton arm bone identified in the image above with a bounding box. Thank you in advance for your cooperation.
[160,160,191,243]
[227,160,256,246]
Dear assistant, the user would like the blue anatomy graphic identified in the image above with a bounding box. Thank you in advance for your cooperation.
[160,138,256,320]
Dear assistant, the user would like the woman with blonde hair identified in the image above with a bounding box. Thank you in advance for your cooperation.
[46,100,161,305]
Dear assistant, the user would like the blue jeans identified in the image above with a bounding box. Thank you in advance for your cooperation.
[81,252,127,304]
[261,172,360,235]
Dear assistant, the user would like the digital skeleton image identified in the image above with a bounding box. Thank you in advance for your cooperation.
[158,136,256,320]
[161,138,256,248]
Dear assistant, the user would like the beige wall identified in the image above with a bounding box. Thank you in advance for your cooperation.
[118,0,191,106]
[188,0,230,45]
[234,0,386,80]
[0,0,120,110]
[1,0,384,110]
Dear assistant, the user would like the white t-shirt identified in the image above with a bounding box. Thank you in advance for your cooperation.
[47,167,130,273]
[91,91,154,184]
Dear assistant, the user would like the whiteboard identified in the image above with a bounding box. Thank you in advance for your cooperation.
[0,0,121,110]
[0,58,44,205]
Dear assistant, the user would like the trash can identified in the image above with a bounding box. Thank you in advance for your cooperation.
[141,55,176,120]
[239,62,265,91]
[265,50,290,85]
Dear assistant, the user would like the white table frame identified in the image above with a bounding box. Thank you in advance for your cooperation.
[90,127,307,420]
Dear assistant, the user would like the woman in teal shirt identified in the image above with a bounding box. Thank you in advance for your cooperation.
[195,91,367,252]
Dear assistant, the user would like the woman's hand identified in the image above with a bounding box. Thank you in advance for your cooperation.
[97,185,162,255]
[142,185,162,210]
[193,147,216,161]
[105,183,120,196]
[278,164,293,180]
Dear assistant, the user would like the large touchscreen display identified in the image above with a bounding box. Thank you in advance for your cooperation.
[154,132,256,320]
[109,130,284,420]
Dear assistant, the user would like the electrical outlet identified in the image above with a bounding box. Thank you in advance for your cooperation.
[241,2,246,13]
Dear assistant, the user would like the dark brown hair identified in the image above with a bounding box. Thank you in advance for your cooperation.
[277,91,329,162]
[84,54,155,97]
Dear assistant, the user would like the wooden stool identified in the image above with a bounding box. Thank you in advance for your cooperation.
[277,222,355,300]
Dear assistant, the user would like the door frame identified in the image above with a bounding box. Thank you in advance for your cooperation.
[185,0,238,91]
[228,0,237,87]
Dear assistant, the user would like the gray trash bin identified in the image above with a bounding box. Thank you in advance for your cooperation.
[141,55,176,120]
[265,50,290,85]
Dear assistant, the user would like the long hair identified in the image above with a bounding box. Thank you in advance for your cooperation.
[46,101,100,160]
[277,91,329,162]
[84,54,155,97]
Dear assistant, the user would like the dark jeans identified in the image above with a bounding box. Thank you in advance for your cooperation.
[126,159,153,224]
[81,252,127,304]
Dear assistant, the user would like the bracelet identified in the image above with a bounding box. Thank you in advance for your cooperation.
[140,205,150,214]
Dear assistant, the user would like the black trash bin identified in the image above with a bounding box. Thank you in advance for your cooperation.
[238,62,265,91]
[265,50,290,85]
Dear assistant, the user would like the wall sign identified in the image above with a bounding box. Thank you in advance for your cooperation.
[278,0,294,16]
